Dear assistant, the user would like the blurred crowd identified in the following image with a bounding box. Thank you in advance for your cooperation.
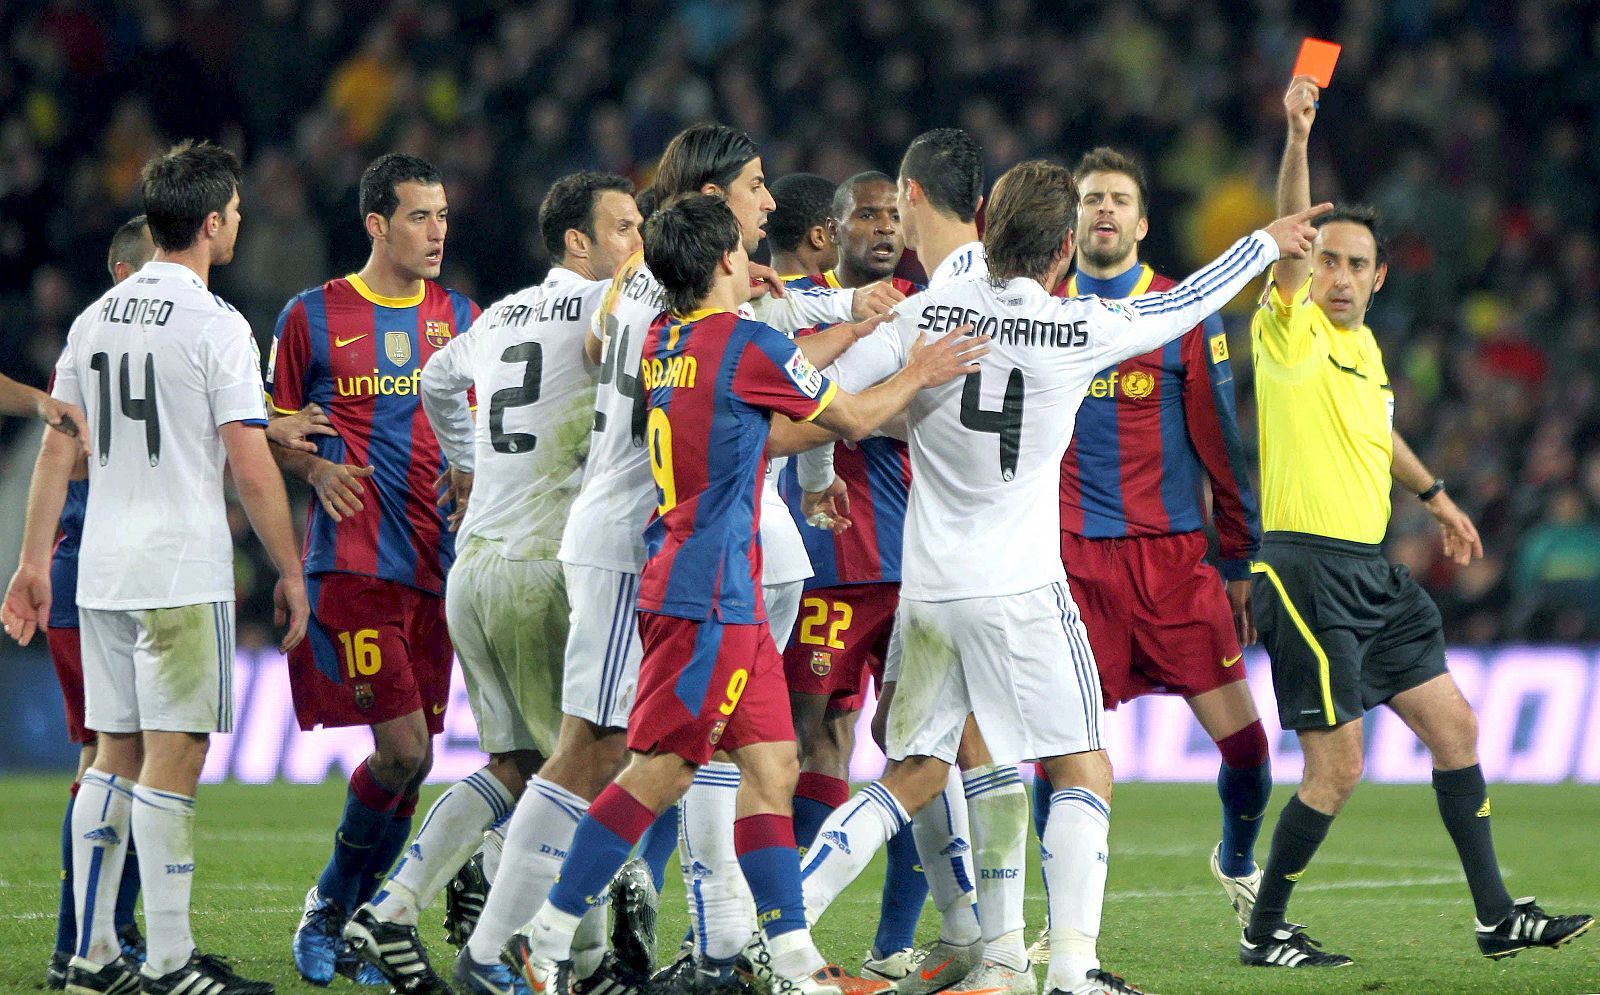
[3,0,1599,646]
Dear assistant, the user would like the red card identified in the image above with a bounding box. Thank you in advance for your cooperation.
[1292,38,1341,87]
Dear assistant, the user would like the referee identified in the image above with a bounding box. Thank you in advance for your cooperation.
[1239,75,1593,969]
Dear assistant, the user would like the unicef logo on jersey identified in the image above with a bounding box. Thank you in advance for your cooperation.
[1086,370,1154,400]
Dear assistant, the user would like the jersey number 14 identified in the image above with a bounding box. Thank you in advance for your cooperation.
[89,351,161,467]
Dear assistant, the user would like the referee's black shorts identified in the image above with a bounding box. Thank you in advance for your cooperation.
[1250,531,1447,730]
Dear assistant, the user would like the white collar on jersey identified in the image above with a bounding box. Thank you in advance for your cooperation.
[139,260,205,290]
[927,241,988,288]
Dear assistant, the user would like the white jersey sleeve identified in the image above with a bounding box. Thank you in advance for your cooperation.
[202,316,272,427]
[451,267,606,559]
[558,254,663,572]
[420,331,477,471]
[749,282,854,332]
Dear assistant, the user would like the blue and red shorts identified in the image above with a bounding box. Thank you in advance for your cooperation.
[1061,530,1245,706]
[628,612,795,765]
[288,572,453,733]
[47,625,94,745]
[781,583,898,712]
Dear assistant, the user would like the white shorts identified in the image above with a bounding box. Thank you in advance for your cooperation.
[764,580,803,652]
[886,582,1104,765]
[80,602,235,734]
[562,563,642,730]
[446,538,568,756]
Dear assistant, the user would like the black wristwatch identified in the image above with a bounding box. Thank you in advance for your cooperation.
[1418,478,1446,502]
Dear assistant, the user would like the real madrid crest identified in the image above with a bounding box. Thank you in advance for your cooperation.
[384,330,412,367]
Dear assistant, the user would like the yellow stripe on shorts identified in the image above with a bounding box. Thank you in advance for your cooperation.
[1251,561,1337,727]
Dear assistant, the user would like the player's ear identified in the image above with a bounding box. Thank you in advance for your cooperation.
[1372,261,1387,295]
[564,227,589,261]
[825,218,839,244]
[720,249,736,276]
[364,211,387,242]
[1134,215,1149,242]
[700,182,724,199]
[808,224,829,252]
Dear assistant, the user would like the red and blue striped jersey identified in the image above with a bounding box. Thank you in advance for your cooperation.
[777,271,920,588]
[268,274,479,595]
[48,480,88,629]
[638,308,837,623]
[1054,264,1259,579]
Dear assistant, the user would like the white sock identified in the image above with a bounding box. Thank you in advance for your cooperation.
[131,785,197,976]
[1042,788,1110,990]
[963,764,1028,968]
[681,763,756,961]
[571,905,608,979]
[375,766,515,924]
[481,811,511,883]
[521,900,585,961]
[71,769,133,965]
[466,776,585,965]
[767,927,827,979]
[799,781,908,924]
[911,767,980,946]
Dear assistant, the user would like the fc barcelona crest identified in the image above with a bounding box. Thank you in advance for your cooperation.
[352,682,375,709]
[708,720,728,745]
[425,320,453,348]
[810,651,832,677]
[384,331,412,367]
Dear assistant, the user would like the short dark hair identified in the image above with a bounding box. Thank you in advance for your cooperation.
[359,152,443,225]
[539,171,635,261]
[107,214,151,276]
[983,160,1078,282]
[139,142,241,252]
[1072,147,1149,217]
[767,173,835,253]
[654,123,760,200]
[636,186,659,222]
[1315,204,1389,266]
[832,171,895,221]
[899,128,983,223]
[643,194,742,314]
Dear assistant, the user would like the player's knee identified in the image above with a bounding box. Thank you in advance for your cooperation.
[1216,720,1270,769]
[373,740,431,784]
[882,756,950,814]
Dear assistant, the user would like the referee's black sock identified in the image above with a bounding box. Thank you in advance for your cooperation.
[1433,764,1514,926]
[1246,794,1334,942]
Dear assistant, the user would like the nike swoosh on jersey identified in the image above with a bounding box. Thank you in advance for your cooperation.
[1222,654,1242,668]
[334,334,368,347]
[432,703,445,715]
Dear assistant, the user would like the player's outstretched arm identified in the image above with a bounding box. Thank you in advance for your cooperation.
[222,421,309,652]
[794,312,892,370]
[812,327,989,442]
[1393,429,1481,566]
[0,425,78,646]
[1274,74,1320,297]
[0,373,89,457]
[1108,206,1329,369]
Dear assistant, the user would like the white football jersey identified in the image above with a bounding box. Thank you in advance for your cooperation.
[51,261,267,609]
[829,230,1278,601]
[421,267,605,560]
[560,251,849,578]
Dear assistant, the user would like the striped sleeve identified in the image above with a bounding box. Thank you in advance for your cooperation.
[1180,316,1259,577]
[268,296,311,415]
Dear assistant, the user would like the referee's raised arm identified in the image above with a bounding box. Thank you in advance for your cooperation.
[1273,75,1320,297]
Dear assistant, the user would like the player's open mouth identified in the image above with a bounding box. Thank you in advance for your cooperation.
[425,250,442,263]
[870,243,895,258]
[1093,223,1117,236]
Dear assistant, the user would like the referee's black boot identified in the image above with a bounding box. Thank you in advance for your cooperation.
[1475,897,1593,959]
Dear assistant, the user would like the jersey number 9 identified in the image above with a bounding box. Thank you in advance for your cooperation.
[646,407,677,515]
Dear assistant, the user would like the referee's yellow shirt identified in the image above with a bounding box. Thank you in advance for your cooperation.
[1251,274,1393,544]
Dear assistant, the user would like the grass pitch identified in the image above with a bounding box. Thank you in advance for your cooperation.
[1,777,1596,994]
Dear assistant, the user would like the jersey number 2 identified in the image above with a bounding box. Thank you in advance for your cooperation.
[89,352,160,467]
[960,367,1025,481]
[488,342,542,454]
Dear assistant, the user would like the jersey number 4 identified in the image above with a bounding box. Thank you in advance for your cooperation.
[960,367,1024,481]
[89,351,160,467]
[489,342,542,454]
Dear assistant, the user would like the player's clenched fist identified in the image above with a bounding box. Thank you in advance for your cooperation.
[1285,74,1319,139]
[850,280,906,319]
[1264,202,1335,259]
